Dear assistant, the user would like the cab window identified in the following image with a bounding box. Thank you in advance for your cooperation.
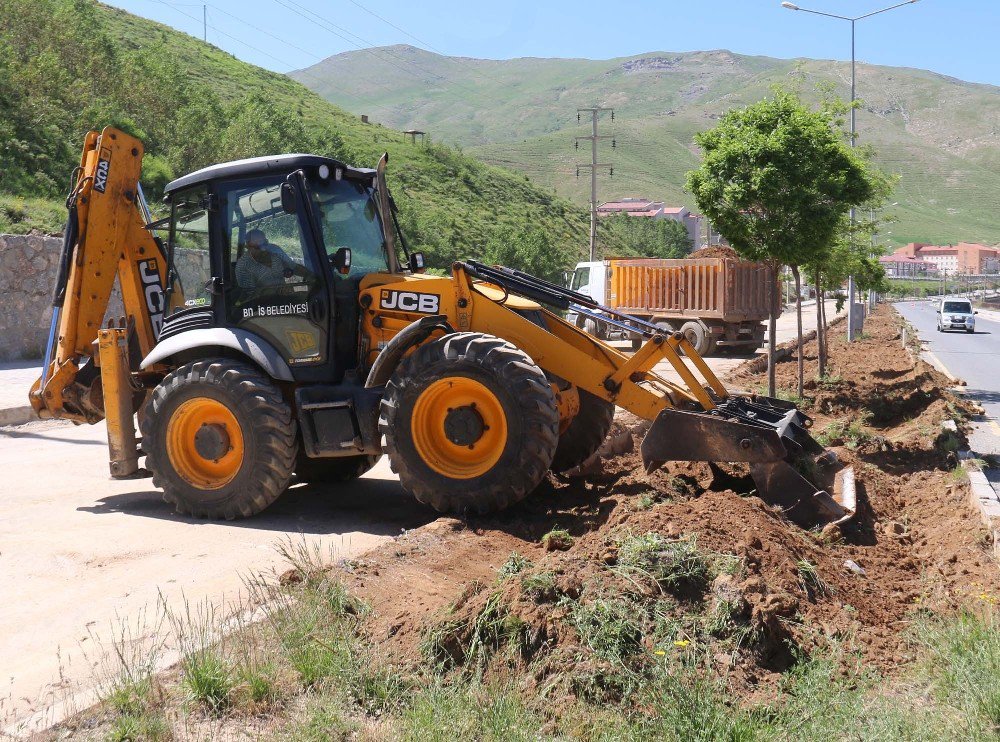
[309,177,388,277]
[219,176,327,365]
[571,266,591,292]
[167,185,212,315]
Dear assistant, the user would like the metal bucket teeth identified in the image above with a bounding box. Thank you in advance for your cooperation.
[639,399,859,529]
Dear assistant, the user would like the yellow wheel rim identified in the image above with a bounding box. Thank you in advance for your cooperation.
[165,397,245,489]
[411,377,508,479]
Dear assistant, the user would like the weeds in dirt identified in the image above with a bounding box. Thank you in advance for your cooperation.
[399,680,539,741]
[616,533,710,595]
[421,590,526,674]
[105,709,170,742]
[497,552,531,581]
[796,559,831,600]
[91,607,168,730]
[935,428,963,455]
[181,648,233,714]
[520,570,557,603]
[541,528,574,551]
[571,597,643,662]
[816,417,873,449]
[816,373,843,390]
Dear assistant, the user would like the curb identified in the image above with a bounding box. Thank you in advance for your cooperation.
[0,405,37,427]
[949,418,1000,559]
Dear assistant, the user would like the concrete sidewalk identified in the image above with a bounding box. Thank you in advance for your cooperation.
[0,360,40,426]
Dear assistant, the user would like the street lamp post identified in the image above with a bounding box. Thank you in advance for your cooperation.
[781,0,919,340]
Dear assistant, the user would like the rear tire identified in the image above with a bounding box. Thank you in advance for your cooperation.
[296,454,381,484]
[550,388,615,473]
[142,359,297,519]
[680,320,714,356]
[380,332,560,514]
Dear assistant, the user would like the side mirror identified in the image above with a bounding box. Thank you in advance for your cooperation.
[331,246,351,275]
[975,310,979,315]
[408,252,426,273]
[280,182,297,214]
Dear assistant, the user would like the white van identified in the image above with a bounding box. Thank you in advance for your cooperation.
[936,298,977,333]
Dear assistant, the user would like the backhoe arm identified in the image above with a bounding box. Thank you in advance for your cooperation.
[29,127,169,424]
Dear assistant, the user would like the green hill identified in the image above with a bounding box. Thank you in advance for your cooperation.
[293,46,1000,248]
[0,1,589,270]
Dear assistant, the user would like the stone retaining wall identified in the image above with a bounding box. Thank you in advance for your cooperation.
[0,233,206,361]
[0,234,66,361]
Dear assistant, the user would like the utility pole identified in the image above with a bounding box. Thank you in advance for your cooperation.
[203,4,207,42]
[575,107,614,261]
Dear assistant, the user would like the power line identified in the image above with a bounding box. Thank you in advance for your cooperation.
[147,0,399,119]
[575,106,615,260]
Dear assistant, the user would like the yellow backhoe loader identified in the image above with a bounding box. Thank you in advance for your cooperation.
[30,127,856,528]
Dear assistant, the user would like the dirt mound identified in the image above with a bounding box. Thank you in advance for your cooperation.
[339,305,996,706]
[688,244,739,260]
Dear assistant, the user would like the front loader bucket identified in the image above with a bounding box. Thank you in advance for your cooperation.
[640,396,857,529]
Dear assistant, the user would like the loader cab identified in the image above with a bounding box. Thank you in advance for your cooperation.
[158,154,396,384]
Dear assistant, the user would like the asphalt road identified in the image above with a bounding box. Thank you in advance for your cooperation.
[894,300,1000,488]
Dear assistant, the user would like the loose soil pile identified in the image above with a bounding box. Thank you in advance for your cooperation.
[688,245,739,260]
[339,306,996,705]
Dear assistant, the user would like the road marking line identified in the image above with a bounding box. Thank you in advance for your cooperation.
[923,349,959,383]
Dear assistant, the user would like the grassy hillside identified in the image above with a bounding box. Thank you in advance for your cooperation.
[0,2,589,270]
[293,46,1000,248]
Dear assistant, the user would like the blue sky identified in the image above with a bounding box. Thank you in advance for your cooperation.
[109,0,999,87]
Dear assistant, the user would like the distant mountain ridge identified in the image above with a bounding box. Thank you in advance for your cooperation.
[292,45,1000,247]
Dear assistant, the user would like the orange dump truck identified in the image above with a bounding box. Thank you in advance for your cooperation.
[566,257,777,355]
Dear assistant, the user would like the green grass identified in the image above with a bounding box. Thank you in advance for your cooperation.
[76,535,1000,741]
[616,532,711,594]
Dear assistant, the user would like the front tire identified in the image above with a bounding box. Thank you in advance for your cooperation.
[380,332,560,515]
[142,359,297,519]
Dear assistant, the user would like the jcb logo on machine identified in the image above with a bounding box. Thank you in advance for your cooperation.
[93,148,112,193]
[285,329,318,355]
[139,259,165,338]
[379,289,440,314]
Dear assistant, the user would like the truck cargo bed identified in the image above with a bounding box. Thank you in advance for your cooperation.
[608,257,776,322]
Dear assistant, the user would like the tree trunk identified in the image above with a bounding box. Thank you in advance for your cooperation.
[767,261,777,398]
[816,271,826,379]
[792,265,804,399]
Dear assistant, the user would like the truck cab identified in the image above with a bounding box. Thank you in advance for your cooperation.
[568,261,607,305]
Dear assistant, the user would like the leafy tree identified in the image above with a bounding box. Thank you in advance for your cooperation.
[480,224,574,284]
[218,92,311,162]
[602,214,693,259]
[686,90,876,397]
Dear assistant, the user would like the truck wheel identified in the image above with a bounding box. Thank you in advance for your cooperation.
[296,454,381,484]
[142,359,297,519]
[550,388,615,473]
[583,317,605,340]
[380,332,560,515]
[680,321,715,356]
